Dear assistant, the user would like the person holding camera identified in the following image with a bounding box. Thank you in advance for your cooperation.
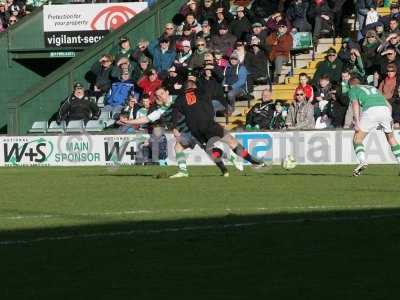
[87,54,114,98]
[229,6,252,41]
[197,63,227,115]
[313,74,336,129]
[343,48,366,81]
[244,35,270,91]
[222,51,249,113]
[163,65,188,96]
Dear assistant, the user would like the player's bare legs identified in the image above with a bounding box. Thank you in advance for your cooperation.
[220,133,265,167]
[170,140,189,178]
[352,130,369,176]
[385,132,400,174]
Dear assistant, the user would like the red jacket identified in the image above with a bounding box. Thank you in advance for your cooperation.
[137,76,162,103]
[266,32,293,61]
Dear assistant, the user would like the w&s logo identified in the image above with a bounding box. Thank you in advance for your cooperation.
[3,138,54,165]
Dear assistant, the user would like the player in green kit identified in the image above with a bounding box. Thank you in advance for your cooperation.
[348,76,400,176]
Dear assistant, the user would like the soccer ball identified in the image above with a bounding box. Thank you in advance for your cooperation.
[282,154,297,170]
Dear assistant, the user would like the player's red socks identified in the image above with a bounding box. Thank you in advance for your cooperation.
[233,145,262,165]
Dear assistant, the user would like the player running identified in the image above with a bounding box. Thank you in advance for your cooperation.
[169,80,267,178]
[119,86,245,177]
[349,76,400,176]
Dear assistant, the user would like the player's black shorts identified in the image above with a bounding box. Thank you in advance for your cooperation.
[193,123,225,145]
[176,132,199,149]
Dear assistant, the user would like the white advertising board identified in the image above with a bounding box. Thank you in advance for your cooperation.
[1,130,399,167]
[43,3,148,47]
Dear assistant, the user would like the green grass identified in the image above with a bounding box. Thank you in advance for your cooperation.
[1,165,400,299]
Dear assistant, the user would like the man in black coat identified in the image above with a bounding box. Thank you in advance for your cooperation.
[246,88,275,129]
[57,83,100,125]
[229,6,252,41]
[197,63,227,114]
[244,35,270,92]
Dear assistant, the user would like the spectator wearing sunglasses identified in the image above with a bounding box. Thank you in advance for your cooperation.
[189,37,209,71]
[159,23,179,50]
[8,15,17,26]
[286,87,315,129]
[379,46,400,79]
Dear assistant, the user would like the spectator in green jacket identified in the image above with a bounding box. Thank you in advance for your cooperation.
[111,36,135,62]
[343,48,366,80]
[312,47,343,85]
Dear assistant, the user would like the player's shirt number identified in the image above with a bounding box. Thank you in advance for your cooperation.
[185,92,197,106]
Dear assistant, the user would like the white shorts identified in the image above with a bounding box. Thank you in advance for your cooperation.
[359,106,393,133]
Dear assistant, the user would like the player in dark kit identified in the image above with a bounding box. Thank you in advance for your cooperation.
[169,79,266,178]
[118,85,245,178]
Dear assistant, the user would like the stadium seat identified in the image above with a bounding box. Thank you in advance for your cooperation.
[85,120,105,132]
[47,121,65,133]
[99,110,111,120]
[29,121,48,133]
[97,96,105,108]
[65,120,85,132]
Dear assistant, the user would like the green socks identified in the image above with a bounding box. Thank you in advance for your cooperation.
[176,152,188,174]
[353,142,366,164]
[391,144,400,163]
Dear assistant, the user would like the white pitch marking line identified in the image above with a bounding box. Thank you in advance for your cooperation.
[0,204,398,221]
[1,212,400,246]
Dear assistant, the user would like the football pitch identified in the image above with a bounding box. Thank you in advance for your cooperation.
[1,165,400,299]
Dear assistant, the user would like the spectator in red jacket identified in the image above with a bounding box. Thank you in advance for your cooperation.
[296,73,314,102]
[137,69,162,103]
[266,20,293,83]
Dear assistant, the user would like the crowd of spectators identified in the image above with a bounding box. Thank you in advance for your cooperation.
[55,0,400,135]
[0,0,31,31]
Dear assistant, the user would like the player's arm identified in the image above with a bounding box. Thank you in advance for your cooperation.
[120,107,164,125]
[120,116,150,125]
[351,100,361,130]
[171,100,184,137]
[348,89,361,130]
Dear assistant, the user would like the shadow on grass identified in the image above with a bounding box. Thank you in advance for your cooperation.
[1,208,400,300]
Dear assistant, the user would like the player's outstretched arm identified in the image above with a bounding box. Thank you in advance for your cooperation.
[120,116,150,125]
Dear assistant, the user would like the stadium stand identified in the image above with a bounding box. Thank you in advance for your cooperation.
[1,0,397,134]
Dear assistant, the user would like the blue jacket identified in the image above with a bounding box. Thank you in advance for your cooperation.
[147,39,176,73]
[105,80,134,107]
[223,64,248,91]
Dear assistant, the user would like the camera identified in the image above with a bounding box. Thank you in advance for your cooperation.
[223,84,232,93]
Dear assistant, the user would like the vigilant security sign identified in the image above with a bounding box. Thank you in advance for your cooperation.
[43,3,148,48]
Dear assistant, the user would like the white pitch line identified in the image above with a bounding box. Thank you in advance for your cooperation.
[0,204,399,220]
[0,204,399,221]
[1,212,400,246]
